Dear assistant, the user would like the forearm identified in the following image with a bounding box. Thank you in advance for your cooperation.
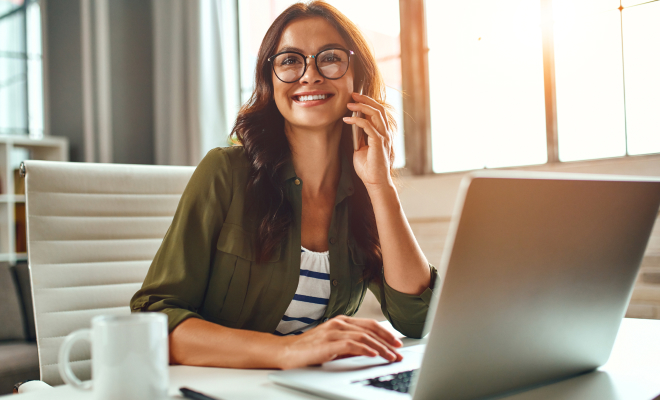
[169,318,287,369]
[368,184,431,295]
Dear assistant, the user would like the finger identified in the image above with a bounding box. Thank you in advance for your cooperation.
[342,117,383,143]
[324,330,397,361]
[347,102,386,133]
[344,118,392,160]
[338,317,403,348]
[328,340,379,360]
[326,319,403,360]
[344,331,399,362]
[352,92,387,118]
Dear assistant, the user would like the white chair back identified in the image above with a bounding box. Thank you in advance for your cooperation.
[24,160,194,386]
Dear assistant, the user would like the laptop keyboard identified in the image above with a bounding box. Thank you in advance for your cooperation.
[353,369,418,393]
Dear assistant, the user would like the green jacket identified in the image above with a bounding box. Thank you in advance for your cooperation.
[130,146,438,338]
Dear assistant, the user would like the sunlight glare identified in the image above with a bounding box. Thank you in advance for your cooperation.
[553,6,626,162]
[427,0,547,173]
[622,2,660,155]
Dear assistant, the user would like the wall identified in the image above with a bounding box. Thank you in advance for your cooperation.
[399,154,660,320]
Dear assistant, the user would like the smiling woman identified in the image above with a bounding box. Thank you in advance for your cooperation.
[131,1,437,370]
[238,0,406,168]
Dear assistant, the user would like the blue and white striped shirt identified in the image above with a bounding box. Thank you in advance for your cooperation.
[274,246,331,336]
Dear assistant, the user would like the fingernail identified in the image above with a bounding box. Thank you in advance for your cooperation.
[343,117,349,121]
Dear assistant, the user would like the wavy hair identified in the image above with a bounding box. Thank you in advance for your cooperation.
[231,1,396,282]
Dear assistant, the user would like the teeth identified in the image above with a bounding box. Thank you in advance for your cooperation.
[297,94,328,102]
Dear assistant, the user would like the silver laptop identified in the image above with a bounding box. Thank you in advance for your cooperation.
[269,170,660,400]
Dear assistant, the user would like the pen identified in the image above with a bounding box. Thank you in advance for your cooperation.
[180,387,223,400]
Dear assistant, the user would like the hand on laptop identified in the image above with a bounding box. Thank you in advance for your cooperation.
[277,315,403,370]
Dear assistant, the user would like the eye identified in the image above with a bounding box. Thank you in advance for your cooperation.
[321,54,342,63]
[280,56,302,66]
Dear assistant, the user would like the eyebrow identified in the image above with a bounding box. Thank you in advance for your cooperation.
[276,43,347,54]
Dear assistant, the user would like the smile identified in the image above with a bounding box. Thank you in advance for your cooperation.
[293,93,333,102]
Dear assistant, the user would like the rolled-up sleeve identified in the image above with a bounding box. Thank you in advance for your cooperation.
[130,148,233,333]
[369,264,439,338]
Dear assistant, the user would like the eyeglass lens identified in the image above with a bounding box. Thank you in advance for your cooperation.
[272,49,350,82]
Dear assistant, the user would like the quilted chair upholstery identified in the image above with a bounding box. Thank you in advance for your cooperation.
[24,160,194,386]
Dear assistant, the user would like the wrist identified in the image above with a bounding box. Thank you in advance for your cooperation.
[364,181,397,199]
[274,335,296,370]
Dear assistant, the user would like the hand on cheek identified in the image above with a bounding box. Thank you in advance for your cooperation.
[343,92,394,190]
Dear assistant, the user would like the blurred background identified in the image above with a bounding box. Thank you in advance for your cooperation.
[0,0,659,393]
[1,0,658,168]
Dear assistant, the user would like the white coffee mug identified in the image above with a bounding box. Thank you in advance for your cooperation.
[58,313,169,400]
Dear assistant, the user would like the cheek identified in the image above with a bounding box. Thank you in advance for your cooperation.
[272,81,291,112]
[340,74,355,102]
[338,80,354,104]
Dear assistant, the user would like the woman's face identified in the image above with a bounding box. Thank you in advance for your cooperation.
[272,17,355,132]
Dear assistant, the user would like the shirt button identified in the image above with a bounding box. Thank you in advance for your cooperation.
[294,178,301,186]
[329,237,336,244]
[332,279,338,287]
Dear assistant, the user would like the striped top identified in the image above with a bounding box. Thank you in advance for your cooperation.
[274,246,331,336]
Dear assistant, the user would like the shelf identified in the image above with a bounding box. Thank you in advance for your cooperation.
[0,135,68,265]
[0,194,25,202]
[0,134,67,148]
[0,253,26,262]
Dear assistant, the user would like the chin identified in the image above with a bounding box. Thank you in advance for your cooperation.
[291,119,337,131]
[287,113,343,131]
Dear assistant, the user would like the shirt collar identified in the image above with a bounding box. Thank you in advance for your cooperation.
[280,151,355,203]
[280,158,297,182]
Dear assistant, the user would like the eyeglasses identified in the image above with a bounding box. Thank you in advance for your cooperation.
[268,48,354,83]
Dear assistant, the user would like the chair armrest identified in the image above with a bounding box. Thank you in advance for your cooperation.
[13,380,53,394]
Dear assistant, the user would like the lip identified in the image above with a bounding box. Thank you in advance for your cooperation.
[291,91,334,107]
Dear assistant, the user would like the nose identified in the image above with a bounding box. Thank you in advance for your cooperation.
[300,55,324,85]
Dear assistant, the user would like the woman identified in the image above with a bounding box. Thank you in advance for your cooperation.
[131,1,438,370]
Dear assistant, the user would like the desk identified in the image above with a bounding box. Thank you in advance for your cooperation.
[5,318,660,400]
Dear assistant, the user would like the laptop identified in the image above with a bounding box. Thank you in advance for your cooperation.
[269,170,660,400]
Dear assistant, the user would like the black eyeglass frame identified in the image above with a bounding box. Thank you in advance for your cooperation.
[268,48,355,83]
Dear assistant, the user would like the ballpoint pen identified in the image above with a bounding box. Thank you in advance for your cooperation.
[180,387,223,400]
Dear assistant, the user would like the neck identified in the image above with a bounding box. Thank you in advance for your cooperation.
[285,120,343,196]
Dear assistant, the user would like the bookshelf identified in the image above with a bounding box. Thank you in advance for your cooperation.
[0,135,68,264]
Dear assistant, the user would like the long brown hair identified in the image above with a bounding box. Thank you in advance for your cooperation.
[231,1,396,282]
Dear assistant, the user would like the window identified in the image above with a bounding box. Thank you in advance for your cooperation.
[237,0,405,168]
[0,0,43,138]
[554,0,660,160]
[420,0,660,174]
[553,0,626,161]
[426,0,548,173]
[621,1,660,155]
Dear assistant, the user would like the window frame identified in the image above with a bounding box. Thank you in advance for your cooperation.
[0,0,41,136]
[400,0,660,176]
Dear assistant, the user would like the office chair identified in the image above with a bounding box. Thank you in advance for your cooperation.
[22,160,194,387]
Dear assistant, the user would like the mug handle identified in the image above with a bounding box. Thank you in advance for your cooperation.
[58,329,93,390]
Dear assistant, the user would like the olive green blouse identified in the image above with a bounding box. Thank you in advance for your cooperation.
[130,146,438,338]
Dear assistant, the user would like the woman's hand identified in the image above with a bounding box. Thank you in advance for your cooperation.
[343,92,394,191]
[277,315,403,370]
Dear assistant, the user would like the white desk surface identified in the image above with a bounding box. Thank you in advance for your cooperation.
[6,318,660,400]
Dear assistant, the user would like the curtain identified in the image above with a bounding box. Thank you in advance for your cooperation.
[152,0,240,166]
